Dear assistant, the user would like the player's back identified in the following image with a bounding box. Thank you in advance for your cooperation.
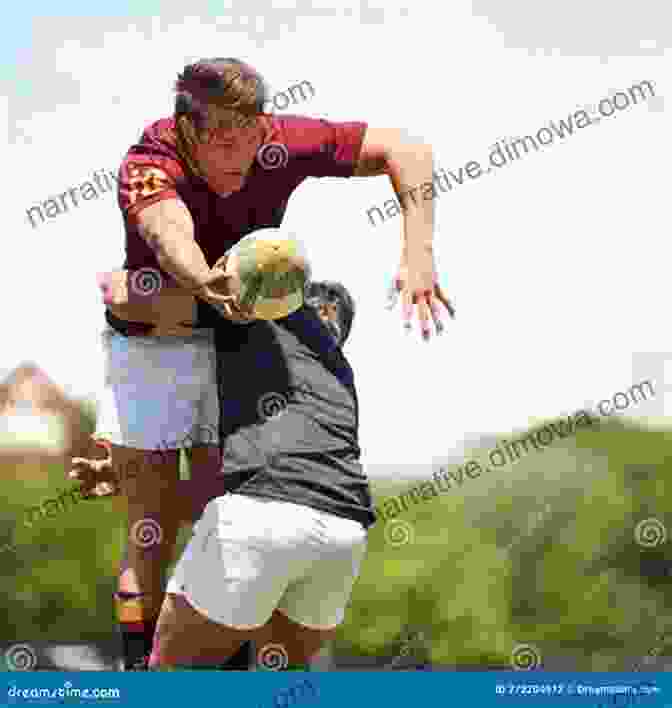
[214,307,375,530]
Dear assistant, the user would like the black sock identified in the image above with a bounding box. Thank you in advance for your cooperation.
[115,590,159,670]
[218,642,252,670]
[119,618,158,670]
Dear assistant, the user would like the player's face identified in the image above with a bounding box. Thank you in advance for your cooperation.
[192,124,264,197]
[306,284,349,345]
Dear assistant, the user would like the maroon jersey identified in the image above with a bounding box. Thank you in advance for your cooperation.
[117,115,367,271]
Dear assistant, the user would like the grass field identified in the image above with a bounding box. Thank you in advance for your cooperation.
[2,416,672,669]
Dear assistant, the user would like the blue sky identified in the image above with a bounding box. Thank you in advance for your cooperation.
[3,2,167,85]
[3,1,670,470]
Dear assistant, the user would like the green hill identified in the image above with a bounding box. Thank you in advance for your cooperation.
[1,416,671,669]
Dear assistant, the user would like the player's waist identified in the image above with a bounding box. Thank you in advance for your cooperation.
[104,300,220,338]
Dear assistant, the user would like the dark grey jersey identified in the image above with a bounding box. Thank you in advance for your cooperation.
[213,306,376,529]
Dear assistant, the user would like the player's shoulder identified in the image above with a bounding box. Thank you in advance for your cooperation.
[120,117,185,180]
[125,117,178,153]
[268,114,365,156]
[270,115,339,150]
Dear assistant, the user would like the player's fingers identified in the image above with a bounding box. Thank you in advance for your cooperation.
[209,299,240,321]
[416,293,432,341]
[209,265,236,280]
[205,291,239,308]
[429,299,444,335]
[207,272,237,295]
[400,285,413,332]
[70,474,98,498]
[434,285,455,319]
[230,298,255,318]
[69,459,97,482]
[78,484,97,499]
[91,481,118,498]
[227,293,257,321]
[71,468,99,496]
[206,292,254,321]
[70,457,116,486]
[225,304,255,322]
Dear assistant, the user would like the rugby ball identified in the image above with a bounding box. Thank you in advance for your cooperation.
[215,229,311,321]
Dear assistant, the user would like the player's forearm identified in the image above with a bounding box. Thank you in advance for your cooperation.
[385,145,434,259]
[137,199,212,294]
[151,236,212,294]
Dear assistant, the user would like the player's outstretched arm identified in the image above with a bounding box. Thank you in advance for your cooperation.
[354,128,450,340]
[136,198,253,322]
[100,235,312,332]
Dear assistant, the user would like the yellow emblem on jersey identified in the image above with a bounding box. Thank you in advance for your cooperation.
[126,163,172,205]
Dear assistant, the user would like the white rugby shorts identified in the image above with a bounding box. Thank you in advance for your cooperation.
[94,328,219,450]
[166,494,368,630]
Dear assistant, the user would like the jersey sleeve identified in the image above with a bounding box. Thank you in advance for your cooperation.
[283,117,367,178]
[117,152,185,225]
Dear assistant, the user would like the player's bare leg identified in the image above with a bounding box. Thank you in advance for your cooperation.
[149,593,251,668]
[183,445,225,523]
[253,610,336,670]
[113,445,182,670]
[149,601,333,670]
[72,441,253,669]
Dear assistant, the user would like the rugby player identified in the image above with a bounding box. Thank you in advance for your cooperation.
[77,277,368,669]
[149,277,367,669]
[73,56,451,671]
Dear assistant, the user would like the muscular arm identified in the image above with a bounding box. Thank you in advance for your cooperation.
[99,198,217,334]
[136,198,212,293]
[354,127,434,259]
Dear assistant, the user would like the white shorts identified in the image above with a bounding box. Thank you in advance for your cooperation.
[166,494,368,630]
[94,328,220,450]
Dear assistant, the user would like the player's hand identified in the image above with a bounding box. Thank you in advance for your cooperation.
[193,259,256,324]
[98,270,128,307]
[69,439,120,498]
[387,249,455,340]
